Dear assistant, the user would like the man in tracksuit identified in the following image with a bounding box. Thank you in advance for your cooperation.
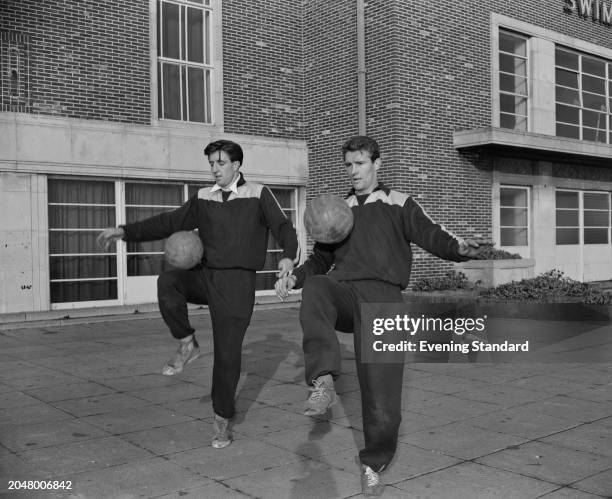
[275,136,479,496]
[98,140,298,449]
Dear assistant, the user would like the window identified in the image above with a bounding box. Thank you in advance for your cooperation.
[555,190,611,245]
[157,0,212,122]
[125,182,184,276]
[0,30,31,112]
[48,179,118,303]
[499,186,529,246]
[499,30,529,131]
[49,178,299,304]
[555,47,611,144]
[584,192,610,244]
[556,190,579,245]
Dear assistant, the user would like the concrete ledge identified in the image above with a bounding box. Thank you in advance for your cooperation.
[453,126,612,162]
[0,293,301,331]
[454,259,535,287]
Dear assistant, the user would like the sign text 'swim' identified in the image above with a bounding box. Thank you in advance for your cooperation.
[565,0,612,25]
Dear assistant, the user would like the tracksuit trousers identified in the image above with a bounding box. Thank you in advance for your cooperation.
[299,275,405,472]
[157,266,256,420]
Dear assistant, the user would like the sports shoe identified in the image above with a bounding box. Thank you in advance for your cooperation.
[162,336,200,376]
[211,414,232,449]
[303,374,338,416]
[361,464,385,497]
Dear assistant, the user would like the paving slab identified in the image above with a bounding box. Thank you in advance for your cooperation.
[466,407,580,440]
[51,392,154,418]
[537,488,606,499]
[122,420,217,455]
[0,419,109,452]
[0,308,610,498]
[60,457,211,498]
[221,458,362,499]
[572,468,612,497]
[81,405,194,435]
[154,482,252,498]
[540,421,612,457]
[516,395,611,424]
[399,421,527,460]
[0,401,74,425]
[476,440,612,484]
[24,381,116,403]
[322,441,461,483]
[393,461,559,498]
[166,437,303,481]
[261,420,363,460]
[17,435,154,477]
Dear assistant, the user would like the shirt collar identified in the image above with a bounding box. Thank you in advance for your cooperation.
[345,182,390,198]
[211,172,245,194]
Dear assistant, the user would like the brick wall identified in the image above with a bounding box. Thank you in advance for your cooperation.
[302,0,612,284]
[303,0,358,199]
[0,0,150,123]
[3,0,612,285]
[222,0,305,139]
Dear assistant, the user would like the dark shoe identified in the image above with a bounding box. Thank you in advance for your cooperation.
[212,413,232,449]
[162,336,200,376]
[361,464,385,497]
[303,374,338,416]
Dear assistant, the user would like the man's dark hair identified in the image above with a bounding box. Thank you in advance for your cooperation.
[341,136,380,162]
[204,140,244,165]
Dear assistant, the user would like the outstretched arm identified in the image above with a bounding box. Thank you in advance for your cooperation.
[97,197,198,250]
[403,197,475,261]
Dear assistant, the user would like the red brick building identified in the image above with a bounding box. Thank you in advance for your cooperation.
[1,0,612,313]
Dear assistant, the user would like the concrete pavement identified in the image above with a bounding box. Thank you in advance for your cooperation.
[0,306,611,498]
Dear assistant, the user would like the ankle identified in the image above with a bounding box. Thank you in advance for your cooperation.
[314,374,334,386]
[180,334,194,344]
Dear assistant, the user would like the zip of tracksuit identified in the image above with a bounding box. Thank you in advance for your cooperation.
[121,174,298,418]
[292,183,468,471]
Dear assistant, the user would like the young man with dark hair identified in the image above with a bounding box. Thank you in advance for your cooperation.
[98,139,298,449]
[275,135,479,496]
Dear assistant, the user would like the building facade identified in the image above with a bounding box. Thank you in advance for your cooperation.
[1,0,612,314]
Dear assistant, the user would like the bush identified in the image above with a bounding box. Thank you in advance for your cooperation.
[479,269,611,304]
[411,270,472,292]
[474,242,521,260]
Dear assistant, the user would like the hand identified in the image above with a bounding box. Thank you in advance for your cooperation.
[97,227,125,251]
[275,275,297,301]
[276,257,294,278]
[458,239,480,258]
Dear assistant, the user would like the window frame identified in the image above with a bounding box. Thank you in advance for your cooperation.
[497,29,530,132]
[48,178,122,307]
[491,14,612,141]
[555,47,611,144]
[498,185,530,248]
[555,188,581,246]
[49,177,300,307]
[150,0,224,129]
[555,189,611,246]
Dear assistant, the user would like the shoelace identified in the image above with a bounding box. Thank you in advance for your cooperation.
[363,466,380,487]
[308,380,332,402]
[214,417,228,437]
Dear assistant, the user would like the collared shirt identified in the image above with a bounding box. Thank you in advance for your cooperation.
[345,181,390,198]
[346,182,391,206]
[211,172,242,195]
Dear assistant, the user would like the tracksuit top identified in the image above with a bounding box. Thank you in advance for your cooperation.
[293,183,468,289]
[121,174,298,270]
